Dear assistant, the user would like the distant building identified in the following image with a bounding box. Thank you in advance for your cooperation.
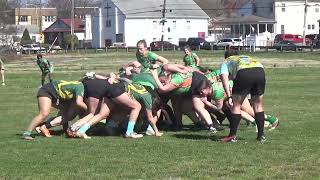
[43,19,85,48]
[15,8,57,43]
[92,0,209,48]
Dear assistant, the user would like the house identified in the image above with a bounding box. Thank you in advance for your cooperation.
[15,8,57,30]
[274,0,320,35]
[15,7,57,42]
[92,0,209,48]
[74,7,100,43]
[43,19,85,48]
[209,0,320,37]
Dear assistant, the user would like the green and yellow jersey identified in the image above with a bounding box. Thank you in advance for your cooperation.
[183,52,198,68]
[52,80,84,100]
[135,51,158,72]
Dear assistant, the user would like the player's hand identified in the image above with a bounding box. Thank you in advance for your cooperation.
[150,64,159,69]
[227,97,233,107]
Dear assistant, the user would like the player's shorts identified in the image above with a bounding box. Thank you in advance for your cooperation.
[232,67,265,96]
[84,79,110,99]
[105,81,126,99]
[83,79,125,99]
[37,83,59,103]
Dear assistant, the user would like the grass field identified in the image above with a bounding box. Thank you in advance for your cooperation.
[0,51,320,179]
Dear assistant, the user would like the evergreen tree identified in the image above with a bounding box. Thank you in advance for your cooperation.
[20,28,32,45]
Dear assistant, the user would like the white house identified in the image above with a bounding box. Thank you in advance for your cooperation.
[274,0,320,35]
[92,0,209,48]
[233,0,320,35]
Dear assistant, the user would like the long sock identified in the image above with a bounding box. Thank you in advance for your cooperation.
[126,120,135,135]
[229,114,241,136]
[78,123,90,134]
[255,112,265,138]
[265,115,277,124]
[147,124,154,132]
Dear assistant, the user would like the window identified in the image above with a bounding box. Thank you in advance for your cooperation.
[316,5,319,12]
[312,24,315,29]
[173,20,176,29]
[20,16,28,22]
[116,33,123,42]
[32,36,36,42]
[186,20,190,30]
[153,20,157,29]
[168,37,172,42]
[281,3,285,12]
[153,38,157,41]
[308,25,311,29]
[44,16,54,22]
[106,19,111,27]
[281,25,285,34]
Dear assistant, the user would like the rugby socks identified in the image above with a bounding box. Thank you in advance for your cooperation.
[265,115,277,124]
[229,114,241,136]
[44,121,52,129]
[147,124,154,132]
[78,123,90,134]
[255,112,265,138]
[126,120,135,135]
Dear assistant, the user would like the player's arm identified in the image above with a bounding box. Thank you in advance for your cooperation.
[194,55,200,66]
[151,69,177,93]
[156,55,168,64]
[75,95,87,111]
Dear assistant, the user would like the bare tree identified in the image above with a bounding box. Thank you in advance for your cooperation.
[0,0,18,49]
[47,0,98,18]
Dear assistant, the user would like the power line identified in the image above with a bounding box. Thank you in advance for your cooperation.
[91,4,319,18]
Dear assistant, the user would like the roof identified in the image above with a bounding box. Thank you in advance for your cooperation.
[215,15,276,25]
[110,0,209,19]
[194,0,250,18]
[15,25,40,34]
[43,19,84,33]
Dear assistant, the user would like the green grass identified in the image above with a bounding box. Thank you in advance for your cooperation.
[0,53,320,179]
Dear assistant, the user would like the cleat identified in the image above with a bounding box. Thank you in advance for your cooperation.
[208,126,217,134]
[76,131,91,139]
[221,135,237,143]
[1,82,5,86]
[125,132,143,139]
[145,130,155,136]
[257,135,266,144]
[39,125,52,137]
[22,132,34,140]
[269,119,279,131]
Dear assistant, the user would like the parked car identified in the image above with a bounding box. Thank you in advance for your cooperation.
[216,38,244,48]
[20,44,46,54]
[274,40,302,51]
[274,34,303,45]
[150,41,178,51]
[187,37,206,49]
[305,34,319,45]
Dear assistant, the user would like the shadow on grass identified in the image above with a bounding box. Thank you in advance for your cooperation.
[173,133,224,141]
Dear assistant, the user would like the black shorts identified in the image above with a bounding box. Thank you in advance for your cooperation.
[84,79,109,99]
[233,67,265,96]
[37,83,58,103]
[83,79,125,99]
[106,82,125,98]
[190,72,208,96]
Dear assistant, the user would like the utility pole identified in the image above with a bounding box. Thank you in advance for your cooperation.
[71,0,75,51]
[303,0,308,45]
[39,0,42,48]
[160,0,167,51]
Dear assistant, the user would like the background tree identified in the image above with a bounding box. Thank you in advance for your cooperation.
[20,28,32,44]
[63,34,78,49]
[47,0,99,18]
